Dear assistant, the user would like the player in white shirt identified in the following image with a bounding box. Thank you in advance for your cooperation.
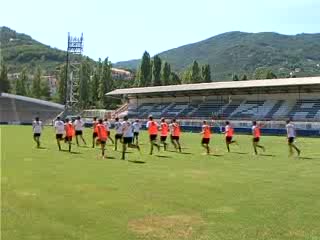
[74,116,86,146]
[286,120,301,156]
[32,117,43,148]
[132,119,141,144]
[103,118,114,144]
[121,116,140,160]
[54,116,65,150]
[114,117,123,151]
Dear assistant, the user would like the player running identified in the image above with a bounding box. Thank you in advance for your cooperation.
[32,117,43,148]
[252,121,265,155]
[286,120,301,157]
[65,118,75,152]
[96,119,108,158]
[146,115,160,155]
[171,118,182,152]
[132,119,141,144]
[74,116,86,146]
[92,117,99,148]
[121,116,140,160]
[54,117,65,150]
[223,121,237,152]
[159,118,169,150]
[103,118,114,144]
[114,117,123,151]
[200,120,211,155]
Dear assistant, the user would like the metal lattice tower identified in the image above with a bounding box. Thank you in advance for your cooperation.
[65,32,83,112]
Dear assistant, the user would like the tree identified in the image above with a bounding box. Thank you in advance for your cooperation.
[91,58,102,105]
[16,68,28,96]
[201,64,211,83]
[40,78,51,100]
[181,69,192,84]
[254,67,277,79]
[79,58,91,108]
[0,61,10,93]
[99,57,113,107]
[58,64,67,103]
[241,74,248,80]
[191,60,201,83]
[152,55,162,86]
[266,70,277,79]
[161,62,171,85]
[232,74,239,81]
[31,67,42,98]
[138,51,151,87]
[169,72,181,85]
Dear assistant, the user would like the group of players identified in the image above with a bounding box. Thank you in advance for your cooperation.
[32,115,301,159]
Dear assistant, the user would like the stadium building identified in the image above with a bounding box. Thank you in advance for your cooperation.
[106,77,320,136]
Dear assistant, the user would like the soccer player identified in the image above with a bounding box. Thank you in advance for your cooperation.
[252,121,265,155]
[74,116,86,146]
[65,118,74,152]
[97,119,108,158]
[159,118,169,150]
[223,121,237,152]
[146,115,160,155]
[92,117,99,148]
[286,120,301,156]
[54,117,65,150]
[200,120,211,155]
[132,119,141,144]
[121,116,140,160]
[171,118,182,152]
[103,118,114,144]
[114,117,123,151]
[32,117,43,148]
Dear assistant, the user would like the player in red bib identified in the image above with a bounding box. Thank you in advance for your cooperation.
[65,118,75,152]
[200,120,211,155]
[96,119,108,158]
[170,118,182,152]
[223,121,237,152]
[252,121,266,155]
[159,118,169,150]
[92,117,98,148]
[146,115,160,155]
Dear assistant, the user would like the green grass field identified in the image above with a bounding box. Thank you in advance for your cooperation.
[1,125,320,240]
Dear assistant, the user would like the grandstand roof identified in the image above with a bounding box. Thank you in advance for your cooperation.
[0,92,64,109]
[106,77,320,97]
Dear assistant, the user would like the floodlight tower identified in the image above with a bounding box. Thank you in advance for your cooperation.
[65,32,83,112]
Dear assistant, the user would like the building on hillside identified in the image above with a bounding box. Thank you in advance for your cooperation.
[111,68,134,80]
[42,75,58,96]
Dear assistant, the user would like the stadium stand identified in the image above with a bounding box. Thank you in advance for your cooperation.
[0,93,64,124]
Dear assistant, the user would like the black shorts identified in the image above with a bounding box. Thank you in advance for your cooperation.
[115,134,123,139]
[33,133,41,137]
[134,132,139,137]
[123,137,133,144]
[56,134,63,140]
[160,136,167,142]
[75,130,83,136]
[99,139,106,144]
[149,134,157,141]
[253,137,260,142]
[288,137,295,143]
[93,132,98,138]
[171,136,180,140]
[202,138,210,144]
[65,136,72,141]
[226,136,233,143]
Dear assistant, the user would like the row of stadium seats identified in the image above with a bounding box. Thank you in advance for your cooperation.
[127,99,320,120]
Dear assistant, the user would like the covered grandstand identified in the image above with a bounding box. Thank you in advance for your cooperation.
[106,77,320,136]
[0,93,64,124]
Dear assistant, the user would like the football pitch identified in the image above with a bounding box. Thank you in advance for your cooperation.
[1,125,320,240]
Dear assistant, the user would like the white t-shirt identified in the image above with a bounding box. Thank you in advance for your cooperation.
[32,121,43,134]
[286,123,296,138]
[169,123,174,134]
[103,121,110,131]
[122,121,133,138]
[54,120,65,134]
[114,121,123,134]
[132,122,141,133]
[74,119,84,131]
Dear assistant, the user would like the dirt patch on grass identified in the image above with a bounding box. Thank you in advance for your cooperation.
[128,214,205,239]
[185,170,209,180]
[209,206,236,214]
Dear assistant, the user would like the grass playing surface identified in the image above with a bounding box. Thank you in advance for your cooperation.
[1,125,320,240]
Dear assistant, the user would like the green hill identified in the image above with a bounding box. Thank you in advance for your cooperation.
[115,31,320,80]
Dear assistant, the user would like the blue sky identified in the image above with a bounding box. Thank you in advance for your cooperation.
[1,0,319,62]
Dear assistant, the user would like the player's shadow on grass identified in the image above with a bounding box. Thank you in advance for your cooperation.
[128,160,146,164]
[60,149,81,154]
[259,153,276,157]
[209,154,224,157]
[231,152,248,155]
[155,155,172,158]
[299,156,314,160]
[37,147,47,150]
